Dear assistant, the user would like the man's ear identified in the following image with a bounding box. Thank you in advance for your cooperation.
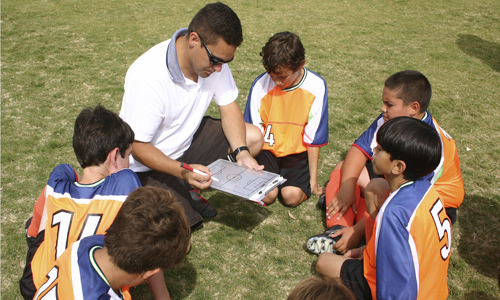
[188,31,199,48]
[392,160,406,176]
[408,101,421,117]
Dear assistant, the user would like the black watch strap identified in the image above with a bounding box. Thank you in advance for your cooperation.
[228,146,249,162]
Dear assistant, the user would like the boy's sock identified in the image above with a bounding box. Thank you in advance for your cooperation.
[325,170,362,228]
[364,211,375,243]
[27,186,47,239]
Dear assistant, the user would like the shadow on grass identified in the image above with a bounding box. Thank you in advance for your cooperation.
[457,193,500,280]
[456,34,500,72]
[130,257,196,299]
[464,291,499,300]
[206,192,272,232]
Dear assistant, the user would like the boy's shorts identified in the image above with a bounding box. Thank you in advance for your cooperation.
[340,259,372,300]
[255,150,311,198]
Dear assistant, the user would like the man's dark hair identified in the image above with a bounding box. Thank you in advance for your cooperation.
[188,2,243,47]
[105,187,191,274]
[384,70,432,112]
[260,31,305,74]
[73,105,134,168]
[376,116,442,181]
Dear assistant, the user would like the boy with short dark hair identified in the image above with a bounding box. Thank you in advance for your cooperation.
[315,117,452,300]
[20,105,170,300]
[244,31,329,207]
[307,70,463,255]
[33,186,191,300]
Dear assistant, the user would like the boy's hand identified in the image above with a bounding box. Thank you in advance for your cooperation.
[344,245,366,260]
[326,186,357,220]
[331,226,363,254]
[311,183,325,195]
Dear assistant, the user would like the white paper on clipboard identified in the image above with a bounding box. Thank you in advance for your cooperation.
[207,159,286,203]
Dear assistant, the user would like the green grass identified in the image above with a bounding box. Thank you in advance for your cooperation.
[2,0,500,299]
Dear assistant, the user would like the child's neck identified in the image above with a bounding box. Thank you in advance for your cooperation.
[386,174,410,193]
[79,165,110,185]
[94,247,139,294]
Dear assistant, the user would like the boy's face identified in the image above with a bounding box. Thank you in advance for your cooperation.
[372,144,394,176]
[268,66,302,90]
[380,87,414,122]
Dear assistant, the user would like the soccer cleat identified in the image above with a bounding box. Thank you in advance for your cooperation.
[306,225,344,255]
[317,194,326,211]
[25,217,35,247]
[189,189,217,219]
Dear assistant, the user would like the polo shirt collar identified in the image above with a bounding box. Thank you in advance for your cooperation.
[166,27,188,83]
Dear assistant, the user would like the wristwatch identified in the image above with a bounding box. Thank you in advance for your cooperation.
[228,146,249,162]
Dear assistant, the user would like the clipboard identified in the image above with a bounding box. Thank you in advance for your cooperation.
[207,159,287,205]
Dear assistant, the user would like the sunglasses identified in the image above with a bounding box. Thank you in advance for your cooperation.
[197,32,234,65]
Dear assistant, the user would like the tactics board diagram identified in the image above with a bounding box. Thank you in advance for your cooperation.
[207,159,286,202]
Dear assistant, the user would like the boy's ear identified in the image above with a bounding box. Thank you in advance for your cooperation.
[142,268,161,280]
[106,147,120,167]
[409,101,421,117]
[299,59,306,69]
[392,160,406,176]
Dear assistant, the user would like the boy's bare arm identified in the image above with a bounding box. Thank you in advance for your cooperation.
[148,272,171,300]
[327,146,368,219]
[307,146,325,195]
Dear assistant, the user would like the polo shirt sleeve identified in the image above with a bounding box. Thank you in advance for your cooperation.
[120,64,167,144]
[212,64,238,107]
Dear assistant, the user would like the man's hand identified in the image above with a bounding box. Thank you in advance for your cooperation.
[180,163,213,190]
[236,151,264,170]
[326,185,357,220]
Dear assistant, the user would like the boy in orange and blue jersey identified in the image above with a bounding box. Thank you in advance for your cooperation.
[244,31,329,207]
[307,70,463,255]
[33,187,191,300]
[316,117,452,300]
[20,105,170,300]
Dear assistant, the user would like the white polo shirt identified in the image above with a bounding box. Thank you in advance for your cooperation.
[120,28,238,172]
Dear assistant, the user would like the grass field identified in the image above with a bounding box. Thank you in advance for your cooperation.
[2,0,500,299]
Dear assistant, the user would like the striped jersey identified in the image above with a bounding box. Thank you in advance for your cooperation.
[244,68,329,157]
[34,235,124,300]
[363,179,452,300]
[29,164,141,290]
[353,111,464,208]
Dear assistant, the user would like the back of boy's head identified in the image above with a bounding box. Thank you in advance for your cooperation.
[377,116,442,181]
[384,70,432,112]
[188,2,243,47]
[287,277,355,300]
[105,186,191,274]
[260,31,305,74]
[73,105,134,168]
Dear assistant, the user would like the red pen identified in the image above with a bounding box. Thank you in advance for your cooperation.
[180,162,220,182]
